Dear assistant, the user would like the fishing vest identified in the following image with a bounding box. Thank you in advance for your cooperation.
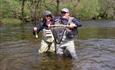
[43,29,54,43]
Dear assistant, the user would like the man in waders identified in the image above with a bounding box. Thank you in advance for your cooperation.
[54,8,82,59]
[33,10,55,53]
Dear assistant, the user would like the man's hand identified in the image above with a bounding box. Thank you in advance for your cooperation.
[68,23,77,28]
[33,27,38,38]
[33,27,37,31]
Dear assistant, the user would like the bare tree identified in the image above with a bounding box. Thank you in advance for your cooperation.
[31,0,42,24]
[21,0,26,22]
[56,0,60,15]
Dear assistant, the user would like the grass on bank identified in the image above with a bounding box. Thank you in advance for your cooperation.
[0,18,22,25]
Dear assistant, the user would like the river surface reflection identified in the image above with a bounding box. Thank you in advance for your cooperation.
[0,20,115,70]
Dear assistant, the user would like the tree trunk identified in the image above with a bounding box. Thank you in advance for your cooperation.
[31,0,41,25]
[21,0,25,22]
[56,0,60,15]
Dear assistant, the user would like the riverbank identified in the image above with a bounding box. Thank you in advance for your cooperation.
[0,18,115,25]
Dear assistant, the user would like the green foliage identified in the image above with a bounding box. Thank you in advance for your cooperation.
[77,0,100,19]
[0,0,115,21]
[0,0,20,18]
[54,0,101,19]
[99,0,115,19]
[1,18,22,24]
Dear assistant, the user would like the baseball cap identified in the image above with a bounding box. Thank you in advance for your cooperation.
[61,8,69,13]
[43,10,52,16]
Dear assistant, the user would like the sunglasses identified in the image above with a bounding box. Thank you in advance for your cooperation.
[46,15,52,17]
[61,11,67,14]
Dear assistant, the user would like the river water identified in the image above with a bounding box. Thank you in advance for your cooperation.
[0,20,115,70]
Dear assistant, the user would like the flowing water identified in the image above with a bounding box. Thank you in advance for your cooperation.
[0,20,115,70]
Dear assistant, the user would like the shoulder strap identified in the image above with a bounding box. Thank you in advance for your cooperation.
[68,17,74,25]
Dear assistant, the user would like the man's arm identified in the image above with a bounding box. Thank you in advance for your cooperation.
[33,21,44,35]
[72,18,82,27]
